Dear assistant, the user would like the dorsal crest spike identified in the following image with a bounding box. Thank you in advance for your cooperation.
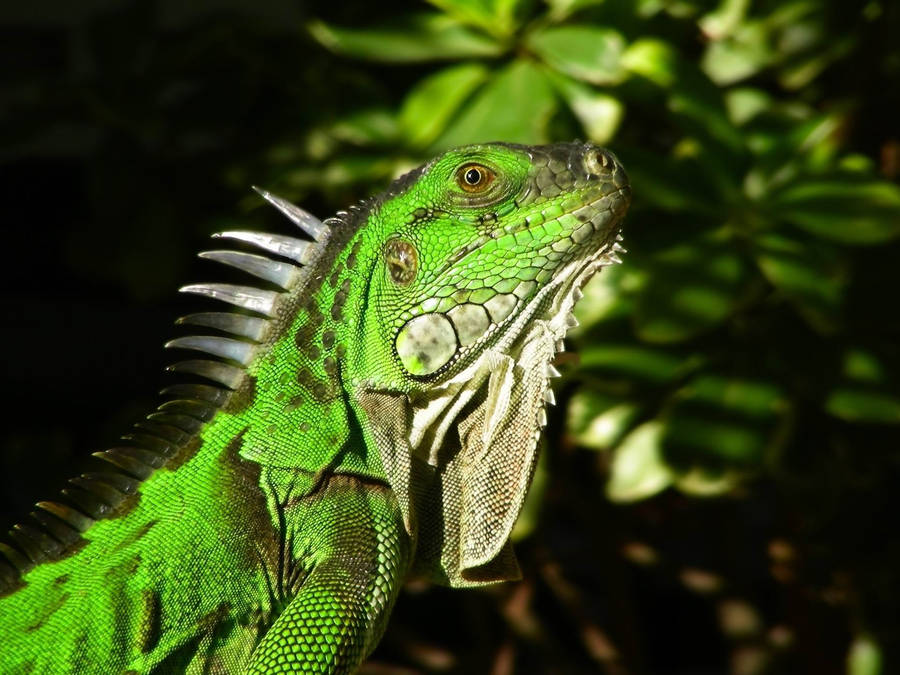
[252,186,329,242]
[198,249,299,289]
[213,231,315,265]
[179,283,279,317]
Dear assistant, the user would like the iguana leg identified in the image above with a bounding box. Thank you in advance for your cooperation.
[247,476,410,674]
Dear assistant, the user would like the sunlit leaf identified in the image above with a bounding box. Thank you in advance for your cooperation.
[725,88,772,125]
[546,70,624,143]
[568,390,641,450]
[425,0,526,39]
[527,25,627,86]
[698,0,751,40]
[621,38,678,87]
[399,63,491,148]
[606,421,674,502]
[770,177,900,244]
[847,635,883,675]
[571,262,636,329]
[433,59,557,148]
[702,21,773,85]
[674,468,743,496]
[308,13,503,63]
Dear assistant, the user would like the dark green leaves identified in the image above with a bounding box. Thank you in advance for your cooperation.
[308,13,504,63]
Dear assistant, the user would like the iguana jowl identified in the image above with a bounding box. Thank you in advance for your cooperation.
[0,142,630,673]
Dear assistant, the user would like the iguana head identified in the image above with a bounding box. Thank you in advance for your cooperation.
[349,142,631,586]
[353,141,630,389]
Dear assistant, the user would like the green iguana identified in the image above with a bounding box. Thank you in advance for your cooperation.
[0,142,630,674]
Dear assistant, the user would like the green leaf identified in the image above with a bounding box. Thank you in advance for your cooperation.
[433,59,557,148]
[308,13,503,63]
[546,70,624,143]
[606,421,674,502]
[826,389,900,425]
[621,38,678,87]
[568,391,641,451]
[848,635,883,675]
[399,63,491,148]
[527,25,627,86]
[770,177,900,245]
[633,234,751,343]
[329,108,398,146]
[662,375,787,476]
[425,0,526,39]
[701,21,774,85]
[753,232,847,334]
[579,344,693,384]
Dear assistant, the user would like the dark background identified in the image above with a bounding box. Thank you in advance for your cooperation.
[2,1,899,673]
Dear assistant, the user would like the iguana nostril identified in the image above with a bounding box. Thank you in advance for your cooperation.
[582,147,612,176]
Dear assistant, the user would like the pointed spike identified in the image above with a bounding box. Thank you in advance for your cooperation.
[167,360,244,389]
[133,421,189,445]
[573,287,584,301]
[119,433,174,456]
[252,186,328,241]
[566,314,580,328]
[612,242,627,253]
[160,383,231,407]
[133,420,190,445]
[61,488,112,520]
[556,339,566,352]
[0,554,23,590]
[36,501,93,533]
[607,252,623,264]
[547,364,562,378]
[82,472,140,496]
[544,388,556,406]
[176,312,268,342]
[179,283,279,317]
[538,408,548,428]
[93,450,153,479]
[29,510,82,547]
[213,231,314,265]
[9,524,57,562]
[69,476,125,507]
[146,412,204,434]
[158,399,216,422]
[198,249,299,289]
[107,447,166,470]
[166,335,255,365]
[0,541,32,574]
[615,232,624,242]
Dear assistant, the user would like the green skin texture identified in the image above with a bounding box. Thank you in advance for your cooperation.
[0,142,630,674]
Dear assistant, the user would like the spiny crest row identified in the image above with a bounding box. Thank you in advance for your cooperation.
[0,188,328,591]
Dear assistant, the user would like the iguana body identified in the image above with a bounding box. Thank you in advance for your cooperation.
[0,142,630,673]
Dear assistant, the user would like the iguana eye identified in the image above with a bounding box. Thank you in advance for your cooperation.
[457,163,495,193]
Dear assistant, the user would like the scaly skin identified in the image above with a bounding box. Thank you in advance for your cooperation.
[0,142,630,673]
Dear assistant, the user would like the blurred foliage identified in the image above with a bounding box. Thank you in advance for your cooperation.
[2,0,899,673]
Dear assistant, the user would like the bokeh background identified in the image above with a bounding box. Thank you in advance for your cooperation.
[1,1,899,673]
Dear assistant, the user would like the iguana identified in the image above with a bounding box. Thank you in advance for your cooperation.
[0,141,630,674]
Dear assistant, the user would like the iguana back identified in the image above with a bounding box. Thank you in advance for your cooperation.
[0,142,630,674]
